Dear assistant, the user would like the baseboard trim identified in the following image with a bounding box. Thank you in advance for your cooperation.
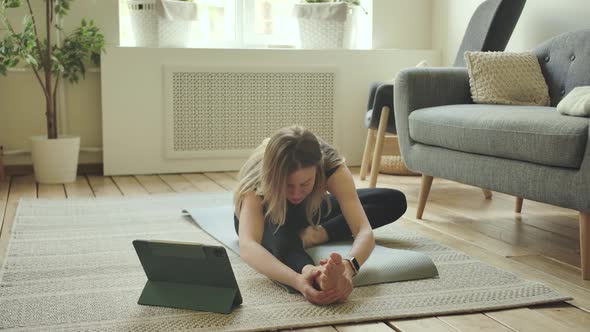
[5,164,104,177]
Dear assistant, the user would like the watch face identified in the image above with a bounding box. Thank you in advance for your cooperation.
[351,257,360,271]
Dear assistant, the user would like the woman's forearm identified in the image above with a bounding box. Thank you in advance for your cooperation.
[240,241,303,290]
[348,227,375,266]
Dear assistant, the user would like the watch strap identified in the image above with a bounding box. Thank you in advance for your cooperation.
[345,257,360,276]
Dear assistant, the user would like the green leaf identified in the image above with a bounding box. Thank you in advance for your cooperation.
[4,0,23,9]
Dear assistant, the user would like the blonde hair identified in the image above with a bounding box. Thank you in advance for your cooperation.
[234,126,344,228]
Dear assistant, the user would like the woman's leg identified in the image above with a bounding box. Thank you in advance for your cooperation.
[234,206,314,274]
[319,188,407,242]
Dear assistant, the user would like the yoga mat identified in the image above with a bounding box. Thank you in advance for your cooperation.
[184,205,439,288]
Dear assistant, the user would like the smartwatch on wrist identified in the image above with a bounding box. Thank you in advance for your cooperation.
[344,256,360,276]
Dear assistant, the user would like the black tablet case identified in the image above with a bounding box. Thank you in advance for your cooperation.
[133,240,242,314]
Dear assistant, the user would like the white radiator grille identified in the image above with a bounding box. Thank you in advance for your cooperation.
[165,67,335,158]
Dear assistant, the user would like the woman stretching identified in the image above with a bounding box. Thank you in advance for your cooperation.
[233,126,407,305]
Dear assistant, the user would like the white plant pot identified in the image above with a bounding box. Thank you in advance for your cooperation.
[30,135,80,184]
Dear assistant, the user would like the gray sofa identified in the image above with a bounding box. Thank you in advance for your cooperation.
[394,29,590,280]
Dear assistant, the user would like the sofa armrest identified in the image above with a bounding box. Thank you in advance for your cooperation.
[394,67,472,155]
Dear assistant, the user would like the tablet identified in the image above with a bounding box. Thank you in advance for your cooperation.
[133,240,242,314]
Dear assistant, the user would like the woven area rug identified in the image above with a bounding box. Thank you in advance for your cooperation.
[0,192,570,331]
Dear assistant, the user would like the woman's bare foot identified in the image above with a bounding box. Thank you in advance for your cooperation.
[299,225,329,249]
[316,253,346,290]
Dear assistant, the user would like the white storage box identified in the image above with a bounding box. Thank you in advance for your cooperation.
[128,0,197,48]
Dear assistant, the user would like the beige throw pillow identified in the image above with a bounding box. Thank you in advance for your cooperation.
[557,86,590,117]
[464,51,550,106]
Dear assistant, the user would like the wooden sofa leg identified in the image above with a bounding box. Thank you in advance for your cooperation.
[360,129,376,180]
[482,189,492,199]
[516,197,524,213]
[581,211,590,280]
[416,175,434,219]
[369,106,390,188]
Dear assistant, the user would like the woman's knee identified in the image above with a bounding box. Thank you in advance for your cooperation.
[380,188,407,219]
[387,189,408,219]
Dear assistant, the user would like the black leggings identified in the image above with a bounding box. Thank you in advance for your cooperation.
[234,188,407,274]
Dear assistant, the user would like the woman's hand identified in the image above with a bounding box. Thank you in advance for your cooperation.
[297,266,340,305]
[332,273,353,302]
[318,258,354,303]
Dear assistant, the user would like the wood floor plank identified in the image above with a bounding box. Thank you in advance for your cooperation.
[438,313,514,331]
[441,198,578,238]
[37,183,66,199]
[204,172,238,191]
[485,308,570,332]
[378,172,581,267]
[388,317,457,332]
[112,176,148,196]
[398,217,590,311]
[494,192,578,220]
[87,175,122,197]
[379,175,579,243]
[424,202,580,266]
[135,175,173,194]
[0,176,10,235]
[159,174,199,192]
[181,173,225,192]
[434,194,580,241]
[511,255,589,291]
[0,175,37,267]
[533,303,590,332]
[284,327,338,332]
[64,176,94,198]
[404,205,533,257]
[335,322,394,331]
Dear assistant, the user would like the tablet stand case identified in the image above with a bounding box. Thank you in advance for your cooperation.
[133,240,242,314]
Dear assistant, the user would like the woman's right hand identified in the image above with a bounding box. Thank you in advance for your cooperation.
[297,266,340,305]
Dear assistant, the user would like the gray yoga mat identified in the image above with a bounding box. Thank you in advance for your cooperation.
[184,206,439,288]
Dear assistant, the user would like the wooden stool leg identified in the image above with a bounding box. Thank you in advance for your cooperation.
[482,189,492,199]
[369,106,390,188]
[515,197,524,213]
[416,175,434,219]
[580,211,589,280]
[360,129,376,181]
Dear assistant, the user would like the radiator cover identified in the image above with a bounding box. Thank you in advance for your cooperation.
[164,66,336,159]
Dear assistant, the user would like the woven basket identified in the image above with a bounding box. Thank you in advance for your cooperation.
[379,155,420,176]
[296,6,355,49]
[128,0,193,48]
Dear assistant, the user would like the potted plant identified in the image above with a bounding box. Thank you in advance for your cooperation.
[0,0,105,183]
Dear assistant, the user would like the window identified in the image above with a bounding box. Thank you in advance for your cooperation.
[119,0,299,48]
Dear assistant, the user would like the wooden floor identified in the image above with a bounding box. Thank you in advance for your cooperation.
[1,169,589,332]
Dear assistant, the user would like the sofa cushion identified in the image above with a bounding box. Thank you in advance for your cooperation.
[409,105,588,169]
[465,51,551,106]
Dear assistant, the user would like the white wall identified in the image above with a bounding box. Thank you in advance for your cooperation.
[434,0,590,66]
[373,0,433,49]
[101,47,439,175]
